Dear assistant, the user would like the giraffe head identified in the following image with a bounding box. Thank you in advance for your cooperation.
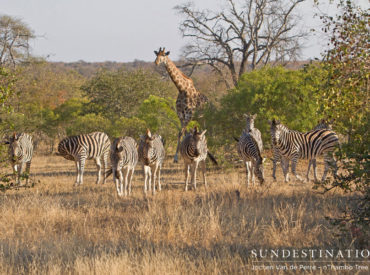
[154,47,170,66]
[244,113,257,132]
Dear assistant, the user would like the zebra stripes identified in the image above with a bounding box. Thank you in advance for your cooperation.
[244,113,263,152]
[270,119,339,182]
[237,130,264,186]
[109,137,138,196]
[56,132,111,186]
[138,129,165,195]
[180,127,217,191]
[6,133,33,185]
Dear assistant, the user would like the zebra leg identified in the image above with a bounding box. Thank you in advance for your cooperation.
[143,165,151,195]
[113,167,120,195]
[322,153,337,181]
[79,157,86,185]
[306,160,312,182]
[118,168,124,196]
[251,164,256,187]
[245,161,251,187]
[184,164,190,191]
[281,158,289,183]
[95,157,102,185]
[74,161,80,186]
[25,161,31,185]
[157,164,162,192]
[152,164,158,195]
[191,162,199,191]
[201,160,207,189]
[102,153,108,184]
[291,156,303,182]
[272,149,279,182]
[17,163,23,185]
[128,167,134,195]
[123,167,129,196]
[312,159,318,181]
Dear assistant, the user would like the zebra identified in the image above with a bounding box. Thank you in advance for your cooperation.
[138,129,165,195]
[236,130,264,186]
[107,137,138,197]
[5,133,33,185]
[306,118,335,181]
[180,127,218,191]
[244,113,263,152]
[269,119,339,183]
[272,118,334,182]
[56,132,111,186]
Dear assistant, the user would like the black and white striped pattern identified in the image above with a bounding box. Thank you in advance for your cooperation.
[270,119,339,182]
[138,129,165,195]
[57,132,111,186]
[237,130,264,186]
[306,119,334,181]
[180,127,217,191]
[244,114,263,152]
[6,133,33,185]
[109,137,138,196]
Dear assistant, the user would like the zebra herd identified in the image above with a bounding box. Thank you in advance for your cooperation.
[3,116,339,195]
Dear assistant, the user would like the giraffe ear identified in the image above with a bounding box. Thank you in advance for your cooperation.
[165,51,170,56]
[154,50,158,55]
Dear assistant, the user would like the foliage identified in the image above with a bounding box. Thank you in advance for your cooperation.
[0,15,35,66]
[82,68,176,121]
[109,116,147,139]
[314,0,369,247]
[65,113,111,137]
[201,66,323,149]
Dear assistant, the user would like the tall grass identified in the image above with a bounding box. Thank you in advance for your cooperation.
[0,155,359,274]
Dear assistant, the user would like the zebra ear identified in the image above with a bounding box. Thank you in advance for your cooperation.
[193,126,198,135]
[252,114,257,119]
[200,130,207,137]
[262,157,267,163]
[13,132,18,140]
[243,113,248,118]
[117,146,124,153]
[146,129,152,138]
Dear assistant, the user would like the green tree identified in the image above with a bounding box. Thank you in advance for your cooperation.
[202,66,323,149]
[315,0,369,248]
[82,68,176,121]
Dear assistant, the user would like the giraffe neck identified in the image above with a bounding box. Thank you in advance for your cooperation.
[164,58,193,93]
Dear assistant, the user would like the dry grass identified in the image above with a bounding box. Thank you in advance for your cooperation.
[0,154,362,274]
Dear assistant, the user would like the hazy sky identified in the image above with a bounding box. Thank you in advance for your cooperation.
[1,0,369,62]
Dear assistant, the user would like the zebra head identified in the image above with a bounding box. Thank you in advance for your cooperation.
[269,119,282,147]
[142,129,155,165]
[8,133,21,162]
[244,113,257,132]
[255,158,265,184]
[154,47,170,66]
[190,127,207,157]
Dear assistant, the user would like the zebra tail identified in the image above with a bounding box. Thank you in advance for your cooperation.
[207,152,218,166]
[233,136,239,142]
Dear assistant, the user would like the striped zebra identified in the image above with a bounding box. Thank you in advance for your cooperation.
[138,129,165,195]
[56,132,111,186]
[236,130,264,186]
[306,118,334,181]
[180,127,218,191]
[244,113,263,152]
[269,119,339,183]
[272,118,334,182]
[108,137,138,196]
[5,133,33,185]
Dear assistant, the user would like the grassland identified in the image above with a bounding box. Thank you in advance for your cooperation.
[0,154,363,274]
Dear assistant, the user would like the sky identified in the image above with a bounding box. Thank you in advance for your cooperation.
[1,0,369,62]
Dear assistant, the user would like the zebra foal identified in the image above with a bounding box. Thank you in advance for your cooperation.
[108,137,138,196]
[138,129,165,195]
[180,127,217,191]
[269,119,339,183]
[236,130,264,186]
[56,132,111,186]
[5,133,33,185]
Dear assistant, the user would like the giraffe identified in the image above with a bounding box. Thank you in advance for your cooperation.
[154,47,208,163]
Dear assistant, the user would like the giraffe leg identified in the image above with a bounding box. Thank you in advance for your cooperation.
[174,127,185,163]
